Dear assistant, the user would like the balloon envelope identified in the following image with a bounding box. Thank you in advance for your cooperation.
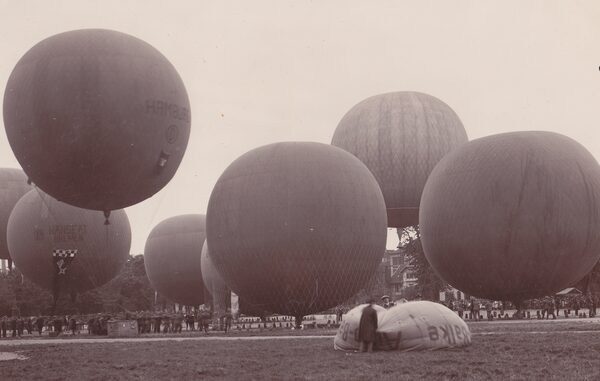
[0,168,32,260]
[3,29,191,212]
[144,214,205,306]
[7,189,131,293]
[332,92,468,227]
[420,131,600,301]
[334,301,471,351]
[206,142,387,318]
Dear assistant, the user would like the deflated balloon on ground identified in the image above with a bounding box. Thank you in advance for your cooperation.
[334,301,471,351]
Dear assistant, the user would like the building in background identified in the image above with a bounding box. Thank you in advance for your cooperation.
[350,247,418,305]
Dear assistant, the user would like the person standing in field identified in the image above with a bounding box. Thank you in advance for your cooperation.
[1,316,7,338]
[546,298,556,319]
[36,316,45,335]
[358,299,378,353]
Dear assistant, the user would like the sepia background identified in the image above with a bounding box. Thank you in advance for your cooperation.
[0,0,598,253]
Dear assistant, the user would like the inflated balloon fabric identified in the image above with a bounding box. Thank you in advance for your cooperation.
[332,92,468,227]
[206,142,387,318]
[144,215,205,306]
[7,189,131,293]
[0,168,31,260]
[3,29,190,211]
[420,131,600,301]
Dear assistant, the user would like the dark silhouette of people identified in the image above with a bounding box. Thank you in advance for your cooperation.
[381,295,395,309]
[36,316,45,335]
[358,299,378,353]
[1,316,7,338]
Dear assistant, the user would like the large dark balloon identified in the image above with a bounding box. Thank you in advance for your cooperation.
[206,142,387,319]
[420,131,600,302]
[7,189,131,294]
[332,92,468,228]
[3,29,191,212]
[0,168,32,260]
[144,215,205,306]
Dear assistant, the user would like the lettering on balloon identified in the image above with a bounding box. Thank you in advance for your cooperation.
[427,324,470,344]
[428,326,439,341]
[145,99,190,123]
[166,125,179,144]
[48,224,87,242]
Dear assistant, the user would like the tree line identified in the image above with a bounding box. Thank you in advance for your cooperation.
[0,255,169,317]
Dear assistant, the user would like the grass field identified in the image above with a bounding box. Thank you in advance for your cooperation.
[1,319,600,380]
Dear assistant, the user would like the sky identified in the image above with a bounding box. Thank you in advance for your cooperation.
[0,0,599,254]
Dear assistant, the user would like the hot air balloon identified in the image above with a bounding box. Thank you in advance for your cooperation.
[0,168,32,266]
[3,29,191,215]
[334,301,471,351]
[7,189,131,298]
[206,142,387,325]
[420,131,600,305]
[331,91,468,228]
[144,214,205,306]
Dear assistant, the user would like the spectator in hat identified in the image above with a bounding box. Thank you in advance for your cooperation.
[358,299,378,353]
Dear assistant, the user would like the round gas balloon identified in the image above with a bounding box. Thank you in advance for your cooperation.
[145,215,205,306]
[334,301,471,351]
[332,92,468,228]
[206,142,387,319]
[3,29,191,212]
[7,189,131,294]
[0,168,32,260]
[420,131,600,302]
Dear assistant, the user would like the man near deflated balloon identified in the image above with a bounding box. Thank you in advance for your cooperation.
[358,299,378,353]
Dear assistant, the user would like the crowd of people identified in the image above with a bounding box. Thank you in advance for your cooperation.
[443,293,599,321]
[0,315,85,338]
[0,307,238,338]
[1,293,598,339]
[134,309,220,334]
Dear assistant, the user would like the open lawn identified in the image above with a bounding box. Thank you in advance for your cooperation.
[1,319,600,380]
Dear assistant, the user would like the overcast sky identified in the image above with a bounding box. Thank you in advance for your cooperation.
[1,0,599,253]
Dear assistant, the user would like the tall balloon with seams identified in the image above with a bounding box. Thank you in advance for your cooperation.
[144,214,206,306]
[206,142,388,326]
[3,29,191,216]
[7,189,131,298]
[0,168,32,265]
[332,92,468,228]
[419,131,600,304]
